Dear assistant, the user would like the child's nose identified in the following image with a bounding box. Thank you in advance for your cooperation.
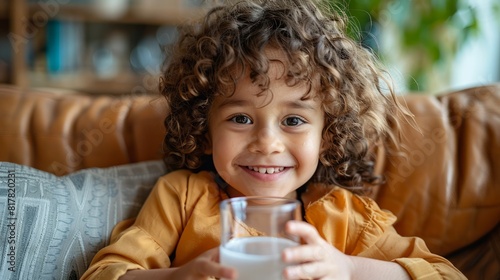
[248,127,285,155]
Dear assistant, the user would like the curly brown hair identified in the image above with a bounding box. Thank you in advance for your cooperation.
[160,0,404,193]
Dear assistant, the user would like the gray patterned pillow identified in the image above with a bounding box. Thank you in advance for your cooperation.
[0,160,166,280]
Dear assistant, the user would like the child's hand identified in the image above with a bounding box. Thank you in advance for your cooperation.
[171,247,238,280]
[282,221,353,280]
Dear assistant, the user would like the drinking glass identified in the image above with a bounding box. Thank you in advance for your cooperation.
[219,196,301,280]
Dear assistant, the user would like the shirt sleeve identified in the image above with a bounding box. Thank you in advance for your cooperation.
[304,186,466,280]
[80,171,191,280]
[79,225,170,280]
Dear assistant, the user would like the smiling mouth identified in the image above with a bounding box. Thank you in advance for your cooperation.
[246,166,286,174]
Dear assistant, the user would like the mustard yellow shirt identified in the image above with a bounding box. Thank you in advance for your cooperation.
[81,170,465,280]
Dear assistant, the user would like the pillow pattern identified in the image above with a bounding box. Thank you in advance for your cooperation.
[0,160,166,280]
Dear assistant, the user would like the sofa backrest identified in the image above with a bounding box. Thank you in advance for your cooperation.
[0,85,166,175]
[371,84,499,257]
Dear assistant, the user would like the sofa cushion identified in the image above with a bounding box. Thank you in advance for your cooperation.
[0,160,166,279]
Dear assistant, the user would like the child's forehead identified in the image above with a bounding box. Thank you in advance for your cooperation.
[217,68,321,106]
[265,50,290,80]
[265,47,287,62]
[243,47,313,84]
[230,47,289,75]
[214,46,321,101]
[213,77,321,112]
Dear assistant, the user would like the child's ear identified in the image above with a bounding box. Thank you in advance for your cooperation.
[204,133,213,154]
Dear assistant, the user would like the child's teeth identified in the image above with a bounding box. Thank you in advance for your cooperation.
[249,167,284,174]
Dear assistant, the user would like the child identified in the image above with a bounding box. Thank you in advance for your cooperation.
[82,0,466,279]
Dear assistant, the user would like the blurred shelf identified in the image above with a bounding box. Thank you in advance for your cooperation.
[27,3,206,25]
[7,0,205,95]
[0,2,8,19]
[29,70,160,95]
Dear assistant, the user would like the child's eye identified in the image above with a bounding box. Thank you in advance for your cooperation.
[230,115,252,124]
[282,116,305,127]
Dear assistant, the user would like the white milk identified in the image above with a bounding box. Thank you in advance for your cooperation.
[220,236,298,280]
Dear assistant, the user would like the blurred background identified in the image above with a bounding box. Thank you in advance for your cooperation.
[0,0,499,95]
[335,0,500,94]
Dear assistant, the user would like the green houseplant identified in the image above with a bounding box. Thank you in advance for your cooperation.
[329,0,499,92]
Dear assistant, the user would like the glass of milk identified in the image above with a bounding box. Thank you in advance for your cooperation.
[219,197,301,280]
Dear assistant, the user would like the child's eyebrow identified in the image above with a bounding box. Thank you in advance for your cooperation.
[284,100,317,110]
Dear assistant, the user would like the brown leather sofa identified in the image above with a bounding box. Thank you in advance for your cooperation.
[1,84,499,279]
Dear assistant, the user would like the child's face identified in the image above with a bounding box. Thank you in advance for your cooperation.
[207,55,325,198]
